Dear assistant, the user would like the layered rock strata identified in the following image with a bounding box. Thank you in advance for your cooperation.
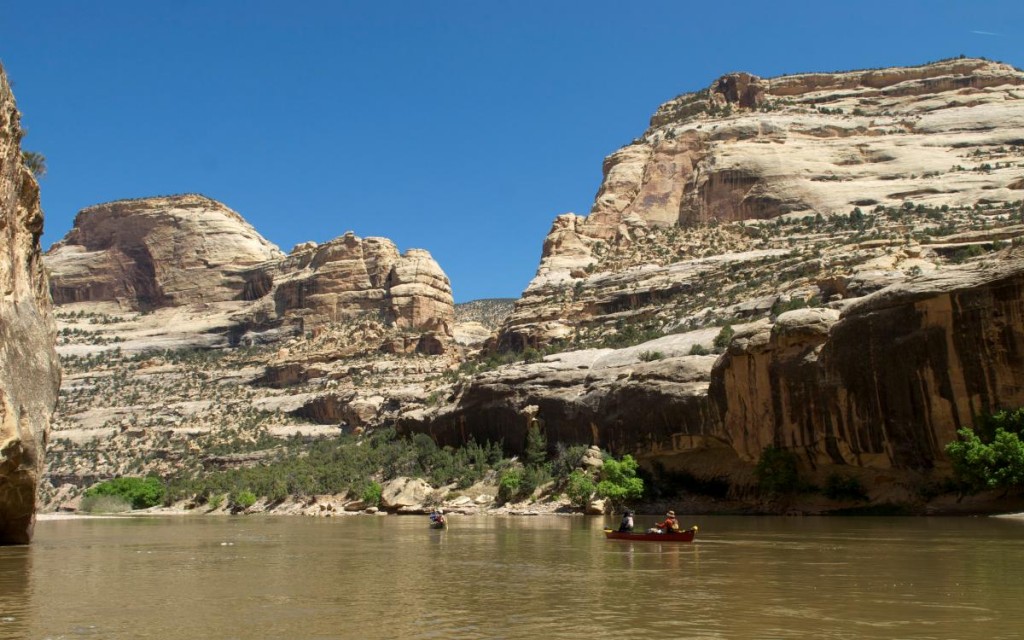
[0,65,61,543]
[249,233,453,342]
[500,58,1024,348]
[402,254,1024,505]
[46,199,455,346]
[46,195,284,309]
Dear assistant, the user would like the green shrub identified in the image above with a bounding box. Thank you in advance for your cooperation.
[566,470,596,507]
[80,494,132,514]
[524,424,548,468]
[231,490,257,509]
[713,325,735,352]
[22,150,47,178]
[689,343,709,356]
[361,481,383,506]
[639,350,664,362]
[755,447,803,496]
[551,443,588,482]
[207,494,225,510]
[946,409,1024,492]
[823,473,868,501]
[83,476,165,510]
[595,454,644,505]
[497,468,524,503]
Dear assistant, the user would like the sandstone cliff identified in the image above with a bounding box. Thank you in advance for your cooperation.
[500,58,1024,350]
[47,198,455,346]
[0,65,61,543]
[402,58,1024,511]
[38,58,1024,515]
[47,195,285,309]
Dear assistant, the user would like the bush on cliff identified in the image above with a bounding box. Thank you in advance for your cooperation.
[84,476,165,510]
[946,408,1024,492]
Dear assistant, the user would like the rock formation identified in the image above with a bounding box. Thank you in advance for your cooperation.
[500,58,1024,349]
[46,199,455,345]
[0,64,61,544]
[246,233,454,344]
[37,58,1024,515]
[401,254,1024,506]
[47,194,284,309]
[401,58,1024,510]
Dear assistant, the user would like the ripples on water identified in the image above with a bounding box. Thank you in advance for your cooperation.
[1,515,1022,639]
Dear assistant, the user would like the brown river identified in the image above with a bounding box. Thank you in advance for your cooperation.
[1,514,1023,639]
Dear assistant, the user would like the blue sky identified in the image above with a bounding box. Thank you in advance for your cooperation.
[3,1,1022,302]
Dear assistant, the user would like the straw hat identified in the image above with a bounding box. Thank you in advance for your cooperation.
[666,510,676,517]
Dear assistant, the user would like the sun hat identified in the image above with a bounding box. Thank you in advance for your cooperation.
[666,510,675,517]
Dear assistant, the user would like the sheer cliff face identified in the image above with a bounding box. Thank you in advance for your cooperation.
[46,195,286,309]
[501,58,1024,348]
[0,65,61,544]
[708,257,1024,474]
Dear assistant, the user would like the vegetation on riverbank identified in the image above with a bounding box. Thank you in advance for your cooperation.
[144,426,645,513]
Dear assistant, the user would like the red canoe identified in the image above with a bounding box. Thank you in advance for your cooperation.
[603,526,698,542]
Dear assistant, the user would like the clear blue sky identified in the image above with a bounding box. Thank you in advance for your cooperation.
[3,1,1021,302]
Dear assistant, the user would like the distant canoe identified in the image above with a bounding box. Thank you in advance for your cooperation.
[603,527,697,542]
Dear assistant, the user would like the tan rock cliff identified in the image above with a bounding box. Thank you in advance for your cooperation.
[47,194,285,309]
[47,200,455,347]
[0,64,61,543]
[500,58,1024,349]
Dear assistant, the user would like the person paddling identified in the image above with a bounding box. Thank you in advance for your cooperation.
[429,508,447,528]
[618,509,634,532]
[652,510,679,534]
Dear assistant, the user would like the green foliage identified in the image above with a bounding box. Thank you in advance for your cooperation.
[551,443,588,481]
[595,454,644,504]
[167,429,506,504]
[755,447,803,497]
[232,490,257,509]
[83,476,165,510]
[22,150,46,178]
[771,296,808,317]
[497,468,523,503]
[207,494,225,510]
[638,350,664,362]
[566,469,596,507]
[713,324,735,352]
[79,494,132,514]
[823,473,868,501]
[946,409,1024,492]
[524,424,548,468]
[689,343,709,356]
[949,244,986,263]
[361,481,383,506]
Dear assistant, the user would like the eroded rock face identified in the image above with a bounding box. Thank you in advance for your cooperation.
[405,256,1024,502]
[710,258,1024,471]
[0,65,61,544]
[46,201,455,346]
[500,58,1024,348]
[47,194,285,310]
[246,232,454,339]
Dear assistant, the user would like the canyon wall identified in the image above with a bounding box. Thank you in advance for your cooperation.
[0,64,61,543]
